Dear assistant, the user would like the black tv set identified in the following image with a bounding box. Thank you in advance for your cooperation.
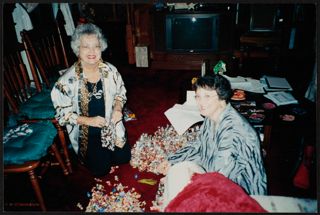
[165,13,220,52]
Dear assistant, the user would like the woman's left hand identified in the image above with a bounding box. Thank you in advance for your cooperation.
[111,109,123,124]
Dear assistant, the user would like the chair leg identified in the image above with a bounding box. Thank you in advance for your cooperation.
[58,128,73,173]
[28,169,46,211]
[55,123,73,173]
[39,160,51,178]
[262,124,272,158]
[50,142,69,176]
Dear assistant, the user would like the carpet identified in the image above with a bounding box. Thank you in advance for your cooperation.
[76,68,200,211]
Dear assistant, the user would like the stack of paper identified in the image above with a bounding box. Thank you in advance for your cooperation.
[264,91,298,106]
[223,75,251,89]
[261,75,293,91]
[165,91,204,135]
[223,75,265,93]
[164,104,203,135]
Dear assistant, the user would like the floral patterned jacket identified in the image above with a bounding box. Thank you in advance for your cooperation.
[51,61,127,154]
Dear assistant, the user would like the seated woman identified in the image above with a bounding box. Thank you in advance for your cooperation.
[157,74,267,210]
[51,23,131,176]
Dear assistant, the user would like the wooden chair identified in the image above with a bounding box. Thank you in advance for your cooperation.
[3,81,69,210]
[20,20,69,92]
[262,124,272,158]
[19,25,73,173]
[4,161,44,210]
[4,51,73,174]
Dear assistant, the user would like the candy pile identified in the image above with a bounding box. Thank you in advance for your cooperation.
[85,182,146,212]
[150,177,166,211]
[81,166,146,212]
[130,124,200,174]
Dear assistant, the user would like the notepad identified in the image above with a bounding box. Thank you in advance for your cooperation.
[264,91,298,106]
[265,76,293,90]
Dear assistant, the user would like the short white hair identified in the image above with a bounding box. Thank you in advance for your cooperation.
[70,23,108,56]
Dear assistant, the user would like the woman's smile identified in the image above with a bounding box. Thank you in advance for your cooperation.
[87,55,96,59]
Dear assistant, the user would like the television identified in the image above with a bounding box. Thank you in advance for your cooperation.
[165,13,220,52]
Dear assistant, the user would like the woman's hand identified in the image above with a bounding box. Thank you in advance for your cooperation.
[111,110,123,124]
[77,116,106,128]
[157,160,170,175]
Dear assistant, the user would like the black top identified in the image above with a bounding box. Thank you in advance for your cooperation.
[81,79,131,176]
[87,79,105,138]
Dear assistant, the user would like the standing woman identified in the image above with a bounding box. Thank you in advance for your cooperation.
[51,23,131,176]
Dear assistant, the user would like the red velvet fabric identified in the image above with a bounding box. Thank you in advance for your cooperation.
[293,145,314,189]
[164,172,267,212]
[293,162,309,189]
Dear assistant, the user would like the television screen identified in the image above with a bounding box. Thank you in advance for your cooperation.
[166,14,219,52]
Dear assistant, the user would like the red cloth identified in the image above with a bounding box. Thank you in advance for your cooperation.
[164,172,267,212]
[293,163,309,189]
[293,145,314,189]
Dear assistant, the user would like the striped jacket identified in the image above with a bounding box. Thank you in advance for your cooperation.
[168,103,267,195]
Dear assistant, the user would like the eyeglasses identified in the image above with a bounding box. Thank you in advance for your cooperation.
[194,94,219,100]
[80,45,101,49]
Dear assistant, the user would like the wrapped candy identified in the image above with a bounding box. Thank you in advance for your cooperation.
[84,125,200,212]
[76,203,84,210]
[130,124,199,174]
[109,165,119,174]
[151,178,166,211]
[85,182,146,212]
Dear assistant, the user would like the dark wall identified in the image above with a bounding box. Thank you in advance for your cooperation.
[3,4,19,54]
[76,3,128,63]
[234,3,316,97]
[2,3,128,65]
[3,3,316,90]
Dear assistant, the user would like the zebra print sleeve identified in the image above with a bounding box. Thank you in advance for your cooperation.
[167,139,202,166]
[167,118,210,166]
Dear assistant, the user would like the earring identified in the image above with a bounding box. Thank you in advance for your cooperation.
[98,58,103,67]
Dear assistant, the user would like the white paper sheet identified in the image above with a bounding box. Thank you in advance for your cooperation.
[222,75,265,93]
[165,104,204,135]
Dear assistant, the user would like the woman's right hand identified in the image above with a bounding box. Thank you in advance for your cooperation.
[77,116,106,128]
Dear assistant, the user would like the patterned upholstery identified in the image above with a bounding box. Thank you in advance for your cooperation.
[4,121,57,165]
